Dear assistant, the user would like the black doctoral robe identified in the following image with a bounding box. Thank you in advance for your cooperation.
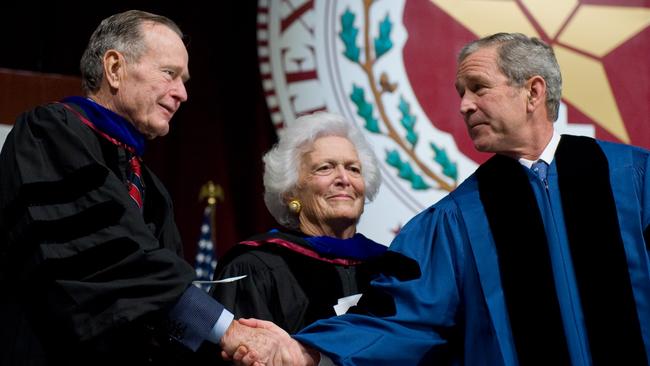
[211,231,386,334]
[0,102,200,365]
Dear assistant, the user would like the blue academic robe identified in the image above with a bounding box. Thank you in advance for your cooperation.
[295,136,650,365]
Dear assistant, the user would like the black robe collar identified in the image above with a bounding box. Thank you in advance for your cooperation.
[477,135,647,365]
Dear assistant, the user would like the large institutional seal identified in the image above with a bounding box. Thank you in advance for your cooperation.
[257,0,650,244]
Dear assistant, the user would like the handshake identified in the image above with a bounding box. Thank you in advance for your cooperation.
[220,318,320,366]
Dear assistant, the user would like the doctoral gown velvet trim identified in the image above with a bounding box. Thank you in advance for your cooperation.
[211,230,388,335]
[240,230,387,264]
[294,135,650,366]
[0,102,201,364]
[555,135,645,364]
[477,135,645,365]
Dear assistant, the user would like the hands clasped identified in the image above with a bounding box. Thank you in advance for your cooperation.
[220,318,318,366]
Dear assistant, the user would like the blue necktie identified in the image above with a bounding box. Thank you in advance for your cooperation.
[532,160,548,187]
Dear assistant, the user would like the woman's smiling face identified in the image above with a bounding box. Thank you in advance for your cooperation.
[294,135,366,237]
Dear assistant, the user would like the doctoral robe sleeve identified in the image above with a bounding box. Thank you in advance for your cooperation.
[0,105,196,345]
[294,198,469,365]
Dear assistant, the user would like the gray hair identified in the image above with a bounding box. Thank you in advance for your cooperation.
[263,112,381,230]
[80,10,184,94]
[458,32,562,121]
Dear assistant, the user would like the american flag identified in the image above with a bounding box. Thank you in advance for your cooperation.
[193,205,217,292]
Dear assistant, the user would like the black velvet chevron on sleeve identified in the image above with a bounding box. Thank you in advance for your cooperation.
[363,251,421,281]
[349,252,421,318]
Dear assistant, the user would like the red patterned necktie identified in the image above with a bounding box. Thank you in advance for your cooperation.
[60,103,145,212]
[127,154,145,210]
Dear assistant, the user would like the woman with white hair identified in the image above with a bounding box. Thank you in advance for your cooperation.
[210,111,386,333]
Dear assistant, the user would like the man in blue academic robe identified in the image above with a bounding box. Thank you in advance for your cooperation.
[227,32,650,366]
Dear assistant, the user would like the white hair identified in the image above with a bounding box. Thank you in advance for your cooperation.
[263,112,381,230]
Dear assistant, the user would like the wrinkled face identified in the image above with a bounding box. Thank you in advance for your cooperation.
[114,23,189,139]
[294,136,366,231]
[455,46,529,155]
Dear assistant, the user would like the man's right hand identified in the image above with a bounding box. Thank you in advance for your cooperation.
[220,318,319,366]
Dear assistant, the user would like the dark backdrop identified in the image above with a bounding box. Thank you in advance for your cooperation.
[0,1,278,261]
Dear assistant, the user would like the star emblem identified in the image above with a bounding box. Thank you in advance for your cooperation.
[431,0,650,143]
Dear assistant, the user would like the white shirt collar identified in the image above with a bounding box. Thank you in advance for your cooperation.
[518,130,560,169]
